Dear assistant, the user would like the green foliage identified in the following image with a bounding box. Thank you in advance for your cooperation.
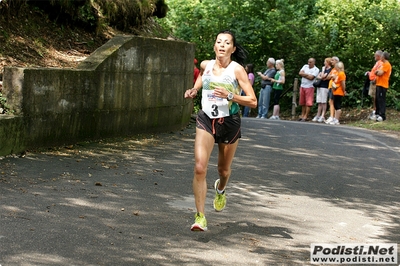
[159,0,400,112]
[0,28,9,38]
[0,93,6,107]
[0,92,13,114]
[78,2,99,28]
[94,0,169,31]
[95,0,149,31]
[387,87,400,110]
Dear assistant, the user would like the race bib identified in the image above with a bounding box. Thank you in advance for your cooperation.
[202,89,230,118]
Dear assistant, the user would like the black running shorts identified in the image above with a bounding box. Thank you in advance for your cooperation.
[196,110,241,144]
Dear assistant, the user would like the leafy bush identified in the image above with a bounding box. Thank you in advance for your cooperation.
[0,92,12,114]
[158,0,399,113]
[387,87,400,110]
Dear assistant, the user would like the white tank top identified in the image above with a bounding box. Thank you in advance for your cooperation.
[201,60,240,118]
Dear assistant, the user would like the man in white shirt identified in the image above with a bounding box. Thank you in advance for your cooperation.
[298,58,320,121]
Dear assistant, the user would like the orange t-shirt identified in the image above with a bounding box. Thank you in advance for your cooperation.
[369,60,383,81]
[375,61,392,89]
[333,71,346,96]
[328,68,338,89]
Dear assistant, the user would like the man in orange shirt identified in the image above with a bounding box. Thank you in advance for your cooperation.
[374,51,392,122]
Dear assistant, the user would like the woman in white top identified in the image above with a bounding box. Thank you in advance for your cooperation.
[184,30,257,231]
[312,57,332,123]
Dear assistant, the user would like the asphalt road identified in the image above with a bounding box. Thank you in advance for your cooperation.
[0,117,399,265]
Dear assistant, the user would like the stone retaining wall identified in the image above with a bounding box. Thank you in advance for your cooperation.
[0,35,194,156]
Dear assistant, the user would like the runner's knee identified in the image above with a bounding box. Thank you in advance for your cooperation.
[194,162,208,176]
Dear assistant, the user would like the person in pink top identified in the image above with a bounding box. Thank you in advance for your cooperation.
[242,63,255,117]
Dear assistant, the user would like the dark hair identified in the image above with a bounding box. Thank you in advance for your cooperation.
[245,64,254,74]
[216,30,247,65]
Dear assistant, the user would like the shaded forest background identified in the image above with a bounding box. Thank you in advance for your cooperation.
[158,0,400,112]
[0,0,399,114]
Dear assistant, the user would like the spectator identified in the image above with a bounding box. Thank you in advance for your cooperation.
[328,61,346,125]
[269,59,285,120]
[242,63,255,117]
[367,50,383,120]
[312,57,332,123]
[193,58,200,85]
[374,51,392,122]
[298,58,319,121]
[325,56,340,124]
[256,58,276,118]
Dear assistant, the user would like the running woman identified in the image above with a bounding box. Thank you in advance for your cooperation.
[184,30,257,231]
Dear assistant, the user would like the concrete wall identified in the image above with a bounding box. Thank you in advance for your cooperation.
[0,35,194,156]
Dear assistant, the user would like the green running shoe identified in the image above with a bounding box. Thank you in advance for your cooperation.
[213,179,226,212]
[191,212,207,231]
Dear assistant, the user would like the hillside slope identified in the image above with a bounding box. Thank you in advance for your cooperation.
[0,7,120,77]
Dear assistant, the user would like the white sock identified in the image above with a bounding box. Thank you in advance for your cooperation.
[217,188,225,194]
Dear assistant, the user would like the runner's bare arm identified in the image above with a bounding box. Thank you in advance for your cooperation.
[184,60,210,98]
[230,65,257,108]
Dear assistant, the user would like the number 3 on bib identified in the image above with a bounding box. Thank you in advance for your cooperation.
[202,90,230,118]
[211,104,219,117]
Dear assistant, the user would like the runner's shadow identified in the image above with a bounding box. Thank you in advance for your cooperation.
[194,221,292,244]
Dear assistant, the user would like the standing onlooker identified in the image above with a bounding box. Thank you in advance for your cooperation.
[256,58,276,118]
[242,64,255,117]
[329,61,346,125]
[367,50,383,120]
[312,57,332,123]
[325,56,340,124]
[269,59,285,120]
[193,58,200,85]
[298,58,319,121]
[374,51,392,122]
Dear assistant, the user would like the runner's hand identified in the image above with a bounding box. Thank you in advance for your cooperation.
[213,87,229,99]
[184,88,198,99]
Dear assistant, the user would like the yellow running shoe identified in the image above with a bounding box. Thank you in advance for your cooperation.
[190,212,207,231]
[213,179,226,212]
